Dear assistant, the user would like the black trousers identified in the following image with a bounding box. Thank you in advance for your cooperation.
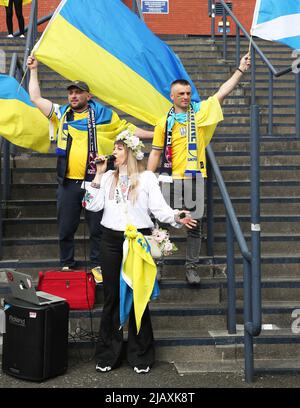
[57,179,103,268]
[96,226,155,369]
[5,0,24,35]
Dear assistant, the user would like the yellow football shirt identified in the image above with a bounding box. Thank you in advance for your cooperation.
[49,107,136,180]
[152,95,223,178]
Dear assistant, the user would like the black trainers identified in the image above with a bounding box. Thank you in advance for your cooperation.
[61,266,72,271]
[186,267,201,284]
[133,366,150,374]
[96,363,111,372]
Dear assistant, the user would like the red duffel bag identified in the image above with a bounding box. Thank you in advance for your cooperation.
[37,270,96,310]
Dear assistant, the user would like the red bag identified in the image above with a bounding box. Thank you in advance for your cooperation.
[37,270,96,310]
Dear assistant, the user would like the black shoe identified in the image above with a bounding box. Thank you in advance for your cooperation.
[96,363,111,372]
[133,366,150,374]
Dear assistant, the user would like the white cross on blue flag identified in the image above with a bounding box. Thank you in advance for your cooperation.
[251,0,300,49]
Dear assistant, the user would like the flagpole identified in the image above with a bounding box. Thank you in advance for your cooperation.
[248,29,253,54]
[18,67,29,92]
[17,49,34,92]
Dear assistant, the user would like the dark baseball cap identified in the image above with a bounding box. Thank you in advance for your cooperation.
[67,80,90,92]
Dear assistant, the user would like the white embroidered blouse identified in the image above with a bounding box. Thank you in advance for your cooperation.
[82,170,180,231]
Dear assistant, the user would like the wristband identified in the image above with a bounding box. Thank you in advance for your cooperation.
[237,67,245,74]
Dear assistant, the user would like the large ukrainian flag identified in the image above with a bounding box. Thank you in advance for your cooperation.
[0,75,49,153]
[33,0,200,126]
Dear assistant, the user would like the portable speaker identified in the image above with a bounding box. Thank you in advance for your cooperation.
[2,296,69,382]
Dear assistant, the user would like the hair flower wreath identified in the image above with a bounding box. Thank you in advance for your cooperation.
[116,130,145,160]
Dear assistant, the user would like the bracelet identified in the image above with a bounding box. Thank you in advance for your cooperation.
[237,67,245,74]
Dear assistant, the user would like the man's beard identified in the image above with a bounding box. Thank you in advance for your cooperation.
[71,100,88,111]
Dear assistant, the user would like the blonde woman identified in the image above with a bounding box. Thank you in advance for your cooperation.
[83,130,196,374]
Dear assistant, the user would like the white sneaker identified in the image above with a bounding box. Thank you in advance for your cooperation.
[96,363,111,372]
[91,266,103,283]
[7,34,13,38]
[134,366,150,374]
[61,266,72,271]
[20,34,25,38]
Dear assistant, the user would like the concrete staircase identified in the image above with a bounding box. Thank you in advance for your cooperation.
[1,35,300,373]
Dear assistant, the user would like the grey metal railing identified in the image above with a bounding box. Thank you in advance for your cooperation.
[0,137,3,259]
[1,0,49,258]
[206,105,261,383]
[132,0,144,20]
[0,53,24,260]
[207,0,299,383]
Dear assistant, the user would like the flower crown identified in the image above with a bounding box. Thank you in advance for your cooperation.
[116,130,144,160]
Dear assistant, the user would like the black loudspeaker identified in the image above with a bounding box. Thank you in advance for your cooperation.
[2,296,69,382]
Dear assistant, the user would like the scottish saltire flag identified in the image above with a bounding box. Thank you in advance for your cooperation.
[33,0,200,126]
[251,0,300,49]
[0,75,49,153]
[120,225,159,334]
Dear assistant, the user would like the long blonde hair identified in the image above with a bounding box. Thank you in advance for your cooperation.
[113,141,145,204]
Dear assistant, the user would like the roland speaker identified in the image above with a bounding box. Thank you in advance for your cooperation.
[2,297,69,382]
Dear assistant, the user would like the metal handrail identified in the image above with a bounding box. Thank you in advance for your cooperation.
[1,0,42,259]
[0,137,3,259]
[207,1,267,383]
[0,53,24,260]
[132,0,144,20]
[207,146,250,261]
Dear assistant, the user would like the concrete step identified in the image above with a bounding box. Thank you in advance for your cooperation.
[215,154,300,166]
[244,88,296,97]
[3,213,300,237]
[10,183,57,199]
[214,165,300,181]
[1,253,300,282]
[8,179,300,201]
[212,138,300,152]
[214,180,300,198]
[4,195,300,218]
[175,46,292,57]
[2,229,300,258]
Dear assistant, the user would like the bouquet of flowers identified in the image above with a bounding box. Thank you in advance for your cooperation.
[151,227,178,256]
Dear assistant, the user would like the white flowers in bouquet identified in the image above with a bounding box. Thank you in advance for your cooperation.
[151,228,178,256]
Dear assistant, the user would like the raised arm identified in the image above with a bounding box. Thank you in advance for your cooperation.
[27,56,53,117]
[215,53,251,105]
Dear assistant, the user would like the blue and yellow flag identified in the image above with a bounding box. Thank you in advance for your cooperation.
[0,74,49,153]
[120,225,160,334]
[33,0,200,126]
